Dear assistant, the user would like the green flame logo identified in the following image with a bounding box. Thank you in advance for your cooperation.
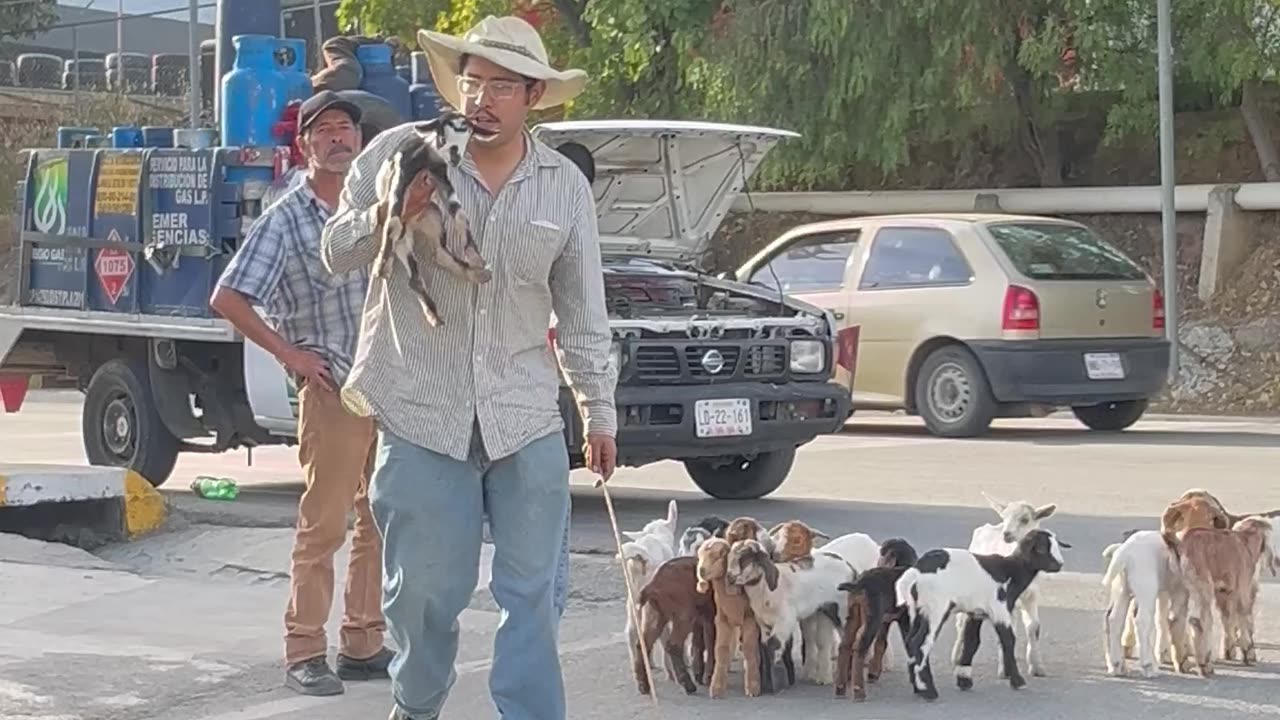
[32,155,68,235]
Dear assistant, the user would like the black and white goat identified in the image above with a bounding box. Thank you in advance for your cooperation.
[373,110,491,328]
[895,529,1069,701]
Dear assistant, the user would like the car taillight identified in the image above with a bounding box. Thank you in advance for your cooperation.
[1153,289,1165,331]
[1002,285,1040,332]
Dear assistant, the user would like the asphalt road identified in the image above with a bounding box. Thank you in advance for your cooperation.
[3,392,1280,720]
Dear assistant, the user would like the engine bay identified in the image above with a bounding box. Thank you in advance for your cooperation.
[603,258,791,320]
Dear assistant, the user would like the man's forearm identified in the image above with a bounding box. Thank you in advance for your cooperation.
[210,286,293,361]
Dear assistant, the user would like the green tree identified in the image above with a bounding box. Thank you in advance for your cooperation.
[1070,0,1280,181]
[0,0,57,43]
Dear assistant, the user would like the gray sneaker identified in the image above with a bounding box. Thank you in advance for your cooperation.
[284,656,345,696]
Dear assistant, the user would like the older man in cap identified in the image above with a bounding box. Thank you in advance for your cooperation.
[321,14,616,720]
[212,90,394,697]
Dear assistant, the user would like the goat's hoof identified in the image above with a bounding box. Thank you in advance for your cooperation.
[1244,648,1258,665]
[1140,663,1157,679]
[1009,674,1027,690]
[834,684,846,697]
[852,689,867,702]
[919,688,939,701]
[866,672,881,684]
[957,676,974,691]
[1106,662,1125,677]
[1030,665,1047,677]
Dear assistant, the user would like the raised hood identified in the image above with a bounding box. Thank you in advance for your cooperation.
[530,119,798,265]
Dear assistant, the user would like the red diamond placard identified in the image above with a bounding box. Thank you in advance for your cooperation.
[95,231,134,305]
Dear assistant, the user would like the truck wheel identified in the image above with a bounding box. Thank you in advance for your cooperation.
[1072,399,1148,431]
[914,344,997,438]
[683,448,796,501]
[82,358,180,488]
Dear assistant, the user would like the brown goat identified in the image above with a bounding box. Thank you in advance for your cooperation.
[834,538,919,701]
[632,556,716,695]
[696,537,764,698]
[1164,516,1277,675]
[1176,488,1280,527]
[768,520,831,562]
[1161,496,1232,537]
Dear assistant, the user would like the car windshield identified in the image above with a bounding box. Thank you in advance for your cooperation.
[985,222,1146,281]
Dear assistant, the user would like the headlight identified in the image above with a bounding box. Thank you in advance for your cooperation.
[790,339,825,374]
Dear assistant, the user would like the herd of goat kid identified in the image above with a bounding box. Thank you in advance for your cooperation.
[616,489,1280,702]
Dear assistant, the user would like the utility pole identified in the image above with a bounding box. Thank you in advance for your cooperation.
[1157,0,1179,385]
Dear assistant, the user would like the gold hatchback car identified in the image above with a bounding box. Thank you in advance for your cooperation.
[732,213,1171,437]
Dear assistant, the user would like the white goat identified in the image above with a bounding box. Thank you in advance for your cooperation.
[620,500,679,675]
[951,492,1057,678]
[896,529,1069,701]
[725,539,856,686]
[818,532,882,575]
[1100,530,1192,678]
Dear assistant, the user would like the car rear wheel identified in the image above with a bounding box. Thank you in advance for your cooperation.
[914,344,998,438]
[684,448,796,500]
[1072,399,1148,431]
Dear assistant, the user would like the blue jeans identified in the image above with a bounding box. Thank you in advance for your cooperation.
[369,427,571,720]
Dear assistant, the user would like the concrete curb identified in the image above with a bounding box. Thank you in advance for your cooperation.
[0,464,167,542]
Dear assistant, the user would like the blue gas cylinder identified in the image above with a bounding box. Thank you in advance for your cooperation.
[278,38,313,104]
[142,126,175,147]
[57,127,99,148]
[221,33,286,147]
[411,84,442,121]
[356,42,411,121]
[111,125,143,148]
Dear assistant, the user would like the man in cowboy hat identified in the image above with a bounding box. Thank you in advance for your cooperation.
[320,14,617,720]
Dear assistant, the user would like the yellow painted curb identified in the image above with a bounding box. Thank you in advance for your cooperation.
[0,475,7,508]
[123,470,167,537]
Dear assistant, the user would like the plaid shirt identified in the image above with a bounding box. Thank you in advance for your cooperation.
[321,121,617,462]
[217,179,369,386]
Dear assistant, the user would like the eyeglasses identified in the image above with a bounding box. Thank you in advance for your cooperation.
[456,76,532,100]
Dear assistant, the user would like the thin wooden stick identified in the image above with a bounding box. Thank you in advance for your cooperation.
[595,475,661,711]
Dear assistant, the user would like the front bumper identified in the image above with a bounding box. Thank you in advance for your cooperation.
[560,381,852,468]
[969,337,1170,405]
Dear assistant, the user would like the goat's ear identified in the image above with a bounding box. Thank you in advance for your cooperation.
[982,492,1006,514]
[1058,539,1072,549]
[622,530,642,541]
[763,557,780,592]
[767,522,784,535]
[812,529,832,544]
[666,499,678,526]
[1034,504,1057,519]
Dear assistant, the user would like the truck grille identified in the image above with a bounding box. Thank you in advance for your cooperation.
[628,342,795,383]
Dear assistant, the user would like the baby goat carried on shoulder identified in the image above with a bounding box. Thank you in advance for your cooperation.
[373,111,492,327]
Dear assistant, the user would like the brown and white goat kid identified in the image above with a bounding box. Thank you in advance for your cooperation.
[951,492,1057,678]
[898,529,1069,701]
[1164,516,1278,675]
[632,556,716,695]
[726,538,854,687]
[695,537,765,698]
[834,538,919,701]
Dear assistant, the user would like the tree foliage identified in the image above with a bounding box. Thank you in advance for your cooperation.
[333,0,1280,189]
[0,0,57,43]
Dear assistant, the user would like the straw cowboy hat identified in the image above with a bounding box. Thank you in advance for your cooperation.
[417,15,588,111]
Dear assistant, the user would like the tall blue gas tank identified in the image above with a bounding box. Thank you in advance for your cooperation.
[409,51,442,121]
[214,0,281,119]
[221,34,286,147]
[278,38,313,104]
[356,42,411,121]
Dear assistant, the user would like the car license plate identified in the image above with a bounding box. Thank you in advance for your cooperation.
[1084,352,1125,380]
[694,398,753,438]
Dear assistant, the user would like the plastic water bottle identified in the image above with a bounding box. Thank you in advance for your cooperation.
[191,475,239,500]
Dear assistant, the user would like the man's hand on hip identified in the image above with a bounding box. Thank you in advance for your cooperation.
[279,346,335,393]
[585,433,617,483]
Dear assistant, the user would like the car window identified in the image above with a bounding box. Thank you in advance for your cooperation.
[985,222,1146,281]
[746,231,859,293]
[858,227,973,289]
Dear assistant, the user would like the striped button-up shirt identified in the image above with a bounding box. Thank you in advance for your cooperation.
[321,121,617,462]
[217,179,369,386]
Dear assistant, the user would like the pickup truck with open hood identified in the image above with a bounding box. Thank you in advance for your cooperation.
[0,118,855,500]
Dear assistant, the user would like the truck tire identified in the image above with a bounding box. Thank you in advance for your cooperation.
[82,358,180,488]
[914,344,997,438]
[1072,399,1148,431]
[683,448,796,500]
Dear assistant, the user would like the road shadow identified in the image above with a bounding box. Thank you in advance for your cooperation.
[842,421,1280,449]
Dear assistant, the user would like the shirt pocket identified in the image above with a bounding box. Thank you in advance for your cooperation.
[510,220,566,288]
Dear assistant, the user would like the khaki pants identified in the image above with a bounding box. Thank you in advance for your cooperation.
[283,381,384,665]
